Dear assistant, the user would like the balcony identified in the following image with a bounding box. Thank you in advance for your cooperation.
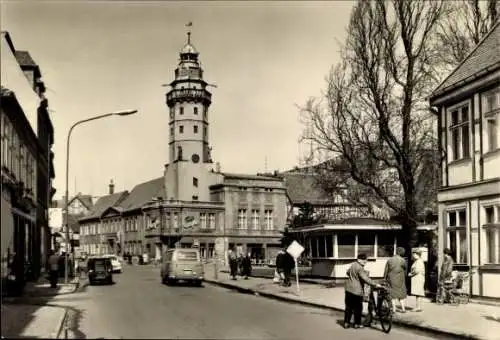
[166,88,212,106]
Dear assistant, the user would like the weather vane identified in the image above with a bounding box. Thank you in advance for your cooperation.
[186,21,193,44]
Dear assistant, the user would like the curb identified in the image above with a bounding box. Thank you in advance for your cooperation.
[204,279,479,340]
[55,308,70,339]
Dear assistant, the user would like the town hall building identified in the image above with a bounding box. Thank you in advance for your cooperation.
[79,31,287,264]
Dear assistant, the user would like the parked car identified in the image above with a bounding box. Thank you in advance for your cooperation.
[103,255,122,273]
[87,256,113,285]
[161,249,204,286]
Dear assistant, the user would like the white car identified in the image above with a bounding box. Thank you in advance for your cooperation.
[104,255,122,273]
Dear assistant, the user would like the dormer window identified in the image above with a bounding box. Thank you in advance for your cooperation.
[448,103,470,161]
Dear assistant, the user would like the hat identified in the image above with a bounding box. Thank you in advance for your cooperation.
[412,249,422,256]
[357,253,367,260]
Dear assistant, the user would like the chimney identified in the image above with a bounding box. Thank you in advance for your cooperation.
[215,162,221,173]
[109,179,115,195]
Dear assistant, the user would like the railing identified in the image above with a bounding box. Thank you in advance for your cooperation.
[225,228,281,236]
[166,88,212,106]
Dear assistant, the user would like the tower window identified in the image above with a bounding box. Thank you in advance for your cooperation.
[170,127,174,137]
[193,177,198,187]
[169,107,174,119]
[194,107,198,115]
[180,107,184,115]
[179,125,184,133]
[204,127,207,137]
[194,125,198,134]
[192,195,199,201]
[203,108,208,120]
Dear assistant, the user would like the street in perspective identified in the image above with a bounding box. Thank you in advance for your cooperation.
[2,1,500,339]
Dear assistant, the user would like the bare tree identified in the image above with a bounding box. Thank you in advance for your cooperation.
[300,0,446,252]
[436,0,499,68]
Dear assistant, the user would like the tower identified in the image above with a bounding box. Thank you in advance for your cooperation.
[164,28,220,202]
[166,31,212,165]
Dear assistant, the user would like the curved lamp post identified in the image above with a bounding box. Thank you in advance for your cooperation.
[64,109,138,284]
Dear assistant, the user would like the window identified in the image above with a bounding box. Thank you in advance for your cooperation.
[203,107,208,120]
[193,177,198,187]
[209,213,215,229]
[169,107,174,119]
[194,125,198,134]
[447,209,468,264]
[173,213,179,228]
[180,107,184,115]
[264,209,273,230]
[483,88,500,114]
[252,209,259,230]
[358,233,375,258]
[200,213,207,229]
[338,232,356,258]
[1,114,10,168]
[203,127,207,138]
[484,205,500,264]
[192,195,198,201]
[487,118,498,152]
[377,232,395,257]
[194,107,198,115]
[317,236,326,257]
[237,209,247,229]
[448,104,470,161]
[179,126,184,133]
[170,127,174,137]
[326,235,333,257]
[11,131,18,178]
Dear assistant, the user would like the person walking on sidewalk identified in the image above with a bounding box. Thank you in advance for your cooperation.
[228,249,238,280]
[384,247,408,313]
[241,252,252,279]
[48,251,60,288]
[275,250,286,285]
[344,253,381,329]
[282,250,294,287]
[409,249,426,312]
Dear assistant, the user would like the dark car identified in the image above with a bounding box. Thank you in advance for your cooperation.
[87,256,113,285]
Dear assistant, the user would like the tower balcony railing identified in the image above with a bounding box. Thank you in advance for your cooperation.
[166,88,212,106]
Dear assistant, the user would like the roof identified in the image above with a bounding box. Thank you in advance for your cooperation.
[80,191,129,221]
[118,177,165,212]
[67,193,93,210]
[14,50,37,67]
[282,172,332,205]
[431,22,500,98]
[222,172,283,182]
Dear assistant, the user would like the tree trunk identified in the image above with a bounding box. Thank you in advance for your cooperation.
[401,216,419,294]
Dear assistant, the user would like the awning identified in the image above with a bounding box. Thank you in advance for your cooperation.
[291,224,402,233]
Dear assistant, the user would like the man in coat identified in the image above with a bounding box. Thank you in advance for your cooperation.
[228,249,238,280]
[344,253,380,329]
[48,250,60,288]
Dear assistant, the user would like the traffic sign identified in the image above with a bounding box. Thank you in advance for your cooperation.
[286,241,304,259]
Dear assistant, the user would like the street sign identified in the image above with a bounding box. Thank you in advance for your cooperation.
[286,241,305,295]
[286,241,304,259]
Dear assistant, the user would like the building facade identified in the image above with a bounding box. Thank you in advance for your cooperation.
[430,23,500,298]
[79,32,287,263]
[1,31,55,292]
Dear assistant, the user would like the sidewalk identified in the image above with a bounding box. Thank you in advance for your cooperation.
[203,265,500,340]
[1,275,80,339]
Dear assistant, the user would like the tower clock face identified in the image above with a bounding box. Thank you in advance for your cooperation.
[191,154,200,163]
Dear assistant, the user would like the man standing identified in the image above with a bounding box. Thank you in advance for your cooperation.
[48,250,60,288]
[228,249,238,280]
[344,253,380,329]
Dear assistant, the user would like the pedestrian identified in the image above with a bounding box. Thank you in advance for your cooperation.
[241,252,252,279]
[275,249,286,285]
[437,248,455,302]
[48,250,60,288]
[344,253,380,329]
[409,249,426,312]
[384,247,408,313]
[228,249,238,280]
[282,250,294,287]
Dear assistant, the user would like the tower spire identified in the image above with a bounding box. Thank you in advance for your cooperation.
[186,21,193,44]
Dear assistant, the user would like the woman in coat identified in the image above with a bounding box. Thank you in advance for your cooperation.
[384,247,408,313]
[409,249,426,312]
[241,252,252,279]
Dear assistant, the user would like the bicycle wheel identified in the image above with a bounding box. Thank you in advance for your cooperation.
[378,298,393,333]
[450,293,460,306]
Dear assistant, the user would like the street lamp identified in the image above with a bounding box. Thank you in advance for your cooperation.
[64,109,138,284]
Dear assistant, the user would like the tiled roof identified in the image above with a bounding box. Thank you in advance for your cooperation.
[80,191,129,221]
[432,22,500,98]
[222,173,282,181]
[118,177,165,212]
[14,50,37,67]
[78,194,93,210]
[282,172,332,205]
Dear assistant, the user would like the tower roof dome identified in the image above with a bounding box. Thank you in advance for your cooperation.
[181,42,197,54]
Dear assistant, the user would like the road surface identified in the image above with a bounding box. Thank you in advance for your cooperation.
[46,264,447,339]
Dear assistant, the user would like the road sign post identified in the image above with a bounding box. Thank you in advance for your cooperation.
[286,240,305,295]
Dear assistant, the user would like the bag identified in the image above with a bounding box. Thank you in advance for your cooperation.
[273,270,280,283]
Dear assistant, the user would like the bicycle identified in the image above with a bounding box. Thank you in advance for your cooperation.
[365,284,393,333]
[436,272,470,305]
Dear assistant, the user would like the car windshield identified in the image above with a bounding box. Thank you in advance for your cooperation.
[175,251,198,261]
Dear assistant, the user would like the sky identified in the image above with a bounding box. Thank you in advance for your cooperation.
[1,0,353,199]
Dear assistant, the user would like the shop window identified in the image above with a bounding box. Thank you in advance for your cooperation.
[325,235,333,258]
[317,235,326,258]
[377,232,395,257]
[311,236,318,258]
[338,232,356,258]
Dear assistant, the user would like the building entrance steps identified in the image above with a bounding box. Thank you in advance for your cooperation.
[203,264,500,340]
